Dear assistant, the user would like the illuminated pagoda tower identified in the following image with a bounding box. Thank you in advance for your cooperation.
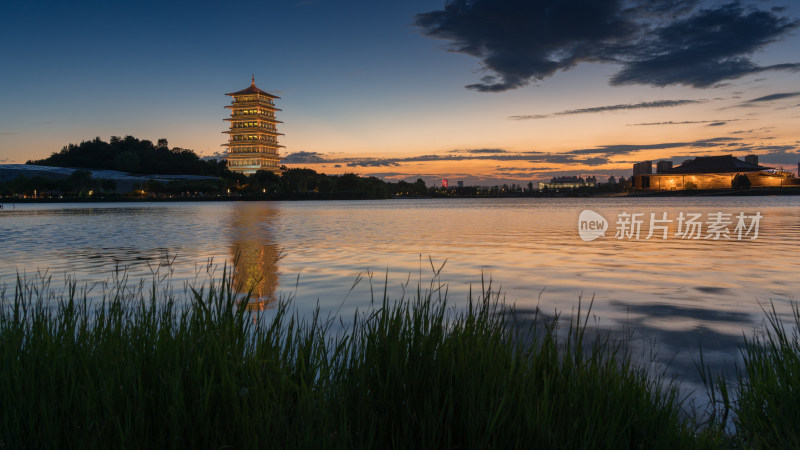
[223,76,283,175]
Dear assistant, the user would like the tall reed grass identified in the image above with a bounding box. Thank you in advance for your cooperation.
[0,268,795,448]
[701,301,800,448]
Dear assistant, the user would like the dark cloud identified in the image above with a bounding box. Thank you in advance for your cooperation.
[565,137,740,157]
[508,114,550,120]
[345,159,401,167]
[662,146,800,166]
[279,136,776,175]
[449,148,508,154]
[611,4,800,87]
[282,150,613,167]
[511,99,706,120]
[532,155,609,165]
[690,137,741,145]
[495,166,558,173]
[465,148,507,154]
[630,119,735,126]
[281,151,328,164]
[706,121,727,126]
[567,144,681,156]
[399,154,453,162]
[416,0,800,91]
[741,91,800,103]
[751,147,800,165]
[416,0,639,91]
[558,99,706,115]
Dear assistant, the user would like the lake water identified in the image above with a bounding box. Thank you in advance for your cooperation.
[2,197,799,405]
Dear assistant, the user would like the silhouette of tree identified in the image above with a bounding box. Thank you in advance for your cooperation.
[732,173,751,189]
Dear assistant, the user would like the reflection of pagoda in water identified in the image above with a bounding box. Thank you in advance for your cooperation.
[230,203,281,308]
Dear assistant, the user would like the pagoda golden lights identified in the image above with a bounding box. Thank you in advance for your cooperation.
[223,76,283,175]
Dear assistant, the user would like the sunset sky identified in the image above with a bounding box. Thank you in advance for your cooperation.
[1,0,798,185]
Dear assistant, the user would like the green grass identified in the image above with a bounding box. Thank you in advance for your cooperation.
[0,269,795,448]
[702,301,800,449]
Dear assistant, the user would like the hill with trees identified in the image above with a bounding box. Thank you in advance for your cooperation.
[27,136,227,177]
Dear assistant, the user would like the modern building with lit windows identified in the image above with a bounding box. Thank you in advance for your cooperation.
[633,155,798,190]
[223,77,283,175]
[539,175,597,190]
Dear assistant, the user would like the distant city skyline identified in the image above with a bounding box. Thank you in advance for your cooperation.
[1,0,798,185]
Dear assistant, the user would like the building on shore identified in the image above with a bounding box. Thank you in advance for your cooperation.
[633,155,798,190]
[0,164,218,194]
[656,161,673,173]
[223,76,283,175]
[539,175,597,190]
[633,161,652,176]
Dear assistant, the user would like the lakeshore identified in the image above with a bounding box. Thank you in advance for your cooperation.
[5,184,800,204]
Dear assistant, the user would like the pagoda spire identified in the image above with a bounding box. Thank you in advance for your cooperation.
[251,74,255,86]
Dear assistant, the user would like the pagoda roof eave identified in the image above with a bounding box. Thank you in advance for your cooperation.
[225,84,280,98]
[224,118,283,123]
[225,105,282,112]
[223,131,285,135]
[221,143,285,147]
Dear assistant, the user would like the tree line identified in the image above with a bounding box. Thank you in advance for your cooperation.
[0,170,117,198]
[3,135,627,199]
